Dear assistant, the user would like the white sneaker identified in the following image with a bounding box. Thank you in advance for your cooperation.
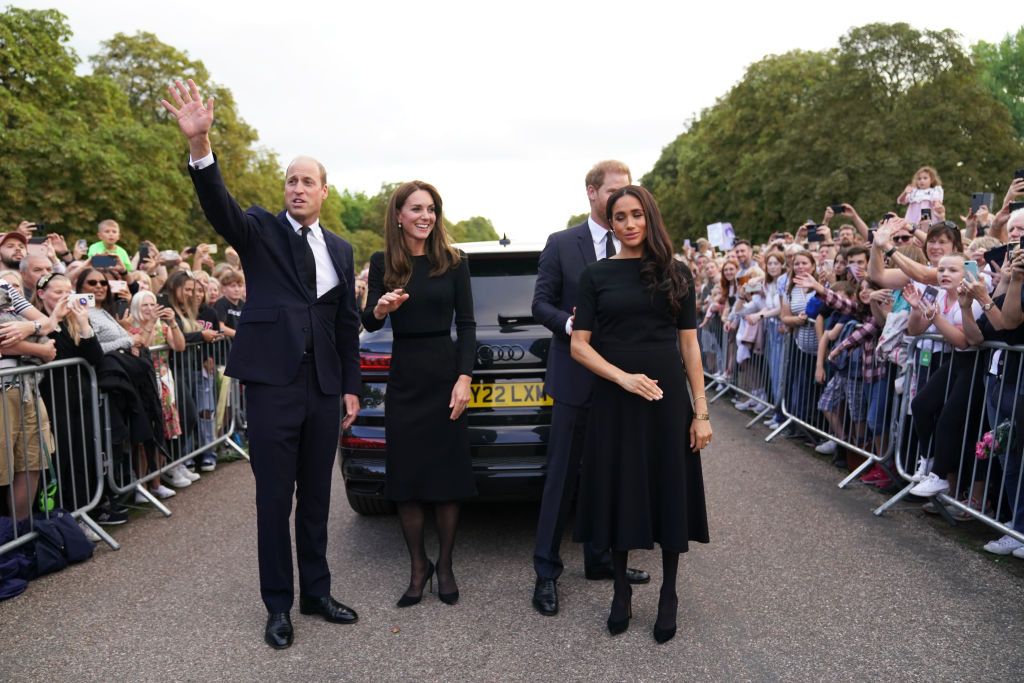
[181,465,201,482]
[162,465,192,488]
[1013,545,1024,559]
[983,535,1024,555]
[910,458,933,483]
[735,398,753,410]
[765,419,781,429]
[151,484,177,499]
[909,472,949,497]
[815,440,838,455]
[78,520,100,543]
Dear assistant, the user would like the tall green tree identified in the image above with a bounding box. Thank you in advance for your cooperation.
[973,27,1024,140]
[448,216,499,242]
[643,23,1024,244]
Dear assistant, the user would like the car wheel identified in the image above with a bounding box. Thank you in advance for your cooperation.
[345,487,395,516]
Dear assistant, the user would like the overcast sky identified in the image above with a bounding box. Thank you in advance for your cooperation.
[21,0,1007,243]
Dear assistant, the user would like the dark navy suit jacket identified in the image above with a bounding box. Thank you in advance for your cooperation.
[188,161,361,397]
[532,221,598,407]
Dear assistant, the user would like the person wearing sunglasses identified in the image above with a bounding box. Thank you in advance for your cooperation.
[870,218,961,290]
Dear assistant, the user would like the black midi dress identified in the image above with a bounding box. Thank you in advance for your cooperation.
[362,251,477,502]
[572,258,709,553]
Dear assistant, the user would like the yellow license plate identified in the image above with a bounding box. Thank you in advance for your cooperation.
[469,381,552,408]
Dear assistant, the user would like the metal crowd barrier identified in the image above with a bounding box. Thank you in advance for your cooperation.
[1,339,249,559]
[874,335,1024,544]
[0,358,114,556]
[104,338,249,516]
[764,326,897,488]
[701,313,782,429]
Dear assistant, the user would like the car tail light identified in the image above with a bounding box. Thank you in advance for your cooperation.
[341,434,386,449]
[360,352,391,372]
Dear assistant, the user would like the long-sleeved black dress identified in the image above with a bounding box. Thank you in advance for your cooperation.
[362,252,477,501]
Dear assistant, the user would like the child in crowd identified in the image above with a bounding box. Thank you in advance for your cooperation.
[897,166,944,224]
[86,219,133,272]
[212,269,245,339]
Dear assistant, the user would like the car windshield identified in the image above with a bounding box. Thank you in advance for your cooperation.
[468,254,539,327]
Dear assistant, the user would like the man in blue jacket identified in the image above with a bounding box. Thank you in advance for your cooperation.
[163,79,361,649]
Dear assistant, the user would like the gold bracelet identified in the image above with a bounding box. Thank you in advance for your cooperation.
[694,413,710,421]
[693,395,707,402]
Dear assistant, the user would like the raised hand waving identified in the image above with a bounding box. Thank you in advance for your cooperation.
[160,79,215,156]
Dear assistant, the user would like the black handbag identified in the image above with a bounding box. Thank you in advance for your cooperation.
[31,509,94,577]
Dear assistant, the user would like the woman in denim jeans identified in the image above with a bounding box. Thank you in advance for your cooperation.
[780,251,820,423]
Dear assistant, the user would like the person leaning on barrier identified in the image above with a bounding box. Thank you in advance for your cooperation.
[33,274,104,514]
[958,245,1024,551]
[126,290,188,496]
[0,277,59,522]
[904,254,986,503]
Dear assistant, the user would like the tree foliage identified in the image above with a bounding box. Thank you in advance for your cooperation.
[973,27,1024,140]
[0,8,491,263]
[643,23,1024,245]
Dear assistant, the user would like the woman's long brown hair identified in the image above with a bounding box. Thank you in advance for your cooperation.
[383,181,461,289]
[605,185,689,316]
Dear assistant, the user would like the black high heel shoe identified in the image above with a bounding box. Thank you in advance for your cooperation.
[653,595,678,644]
[606,586,632,635]
[396,562,434,608]
[435,562,460,605]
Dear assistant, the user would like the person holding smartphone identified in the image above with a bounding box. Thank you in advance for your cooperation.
[903,255,985,500]
[86,220,133,273]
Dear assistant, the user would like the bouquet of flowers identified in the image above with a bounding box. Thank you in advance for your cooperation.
[976,420,1015,460]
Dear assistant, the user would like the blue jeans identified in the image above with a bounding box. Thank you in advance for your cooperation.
[787,349,817,423]
[985,375,1024,533]
[764,322,785,408]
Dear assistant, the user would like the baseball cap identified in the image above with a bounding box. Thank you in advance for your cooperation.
[0,232,28,247]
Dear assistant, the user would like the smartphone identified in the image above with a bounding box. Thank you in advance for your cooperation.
[829,204,845,215]
[1014,168,1024,182]
[683,239,691,249]
[971,192,994,214]
[985,244,1009,269]
[139,244,150,262]
[206,244,218,254]
[69,293,96,308]
[108,279,128,294]
[28,236,47,245]
[922,286,939,306]
[159,250,181,265]
[75,239,88,252]
[91,254,119,269]
[920,208,932,220]
[806,226,823,243]
[867,229,876,245]
[26,243,47,257]
[964,260,980,281]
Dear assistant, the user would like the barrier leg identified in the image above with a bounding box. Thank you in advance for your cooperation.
[765,417,792,442]
[873,481,917,516]
[78,511,121,550]
[745,405,772,429]
[132,483,172,517]
[223,437,249,461]
[838,457,875,489]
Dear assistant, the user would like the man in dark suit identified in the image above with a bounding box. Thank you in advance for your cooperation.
[530,160,650,616]
[162,80,361,649]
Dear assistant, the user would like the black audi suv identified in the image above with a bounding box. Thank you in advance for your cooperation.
[339,239,552,514]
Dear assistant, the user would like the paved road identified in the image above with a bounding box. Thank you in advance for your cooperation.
[2,406,1022,682]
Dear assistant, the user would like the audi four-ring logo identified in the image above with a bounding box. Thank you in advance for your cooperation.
[477,344,526,362]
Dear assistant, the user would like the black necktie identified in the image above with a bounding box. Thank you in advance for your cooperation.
[299,226,317,296]
[605,231,616,259]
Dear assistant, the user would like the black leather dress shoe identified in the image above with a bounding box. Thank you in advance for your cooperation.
[584,566,652,584]
[298,595,358,624]
[264,612,293,649]
[532,577,558,616]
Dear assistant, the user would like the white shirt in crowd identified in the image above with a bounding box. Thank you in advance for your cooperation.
[566,218,622,335]
[189,152,340,298]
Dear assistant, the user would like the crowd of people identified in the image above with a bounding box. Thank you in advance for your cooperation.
[0,217,250,545]
[678,166,1024,559]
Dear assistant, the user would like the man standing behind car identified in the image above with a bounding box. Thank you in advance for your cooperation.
[162,79,362,650]
[530,160,650,616]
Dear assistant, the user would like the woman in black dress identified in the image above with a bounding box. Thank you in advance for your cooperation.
[362,181,476,607]
[571,185,712,644]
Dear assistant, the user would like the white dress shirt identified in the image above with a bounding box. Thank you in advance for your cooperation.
[190,152,340,298]
[588,216,620,260]
[566,218,622,334]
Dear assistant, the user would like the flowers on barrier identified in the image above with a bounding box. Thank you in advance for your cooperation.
[975,420,1013,461]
